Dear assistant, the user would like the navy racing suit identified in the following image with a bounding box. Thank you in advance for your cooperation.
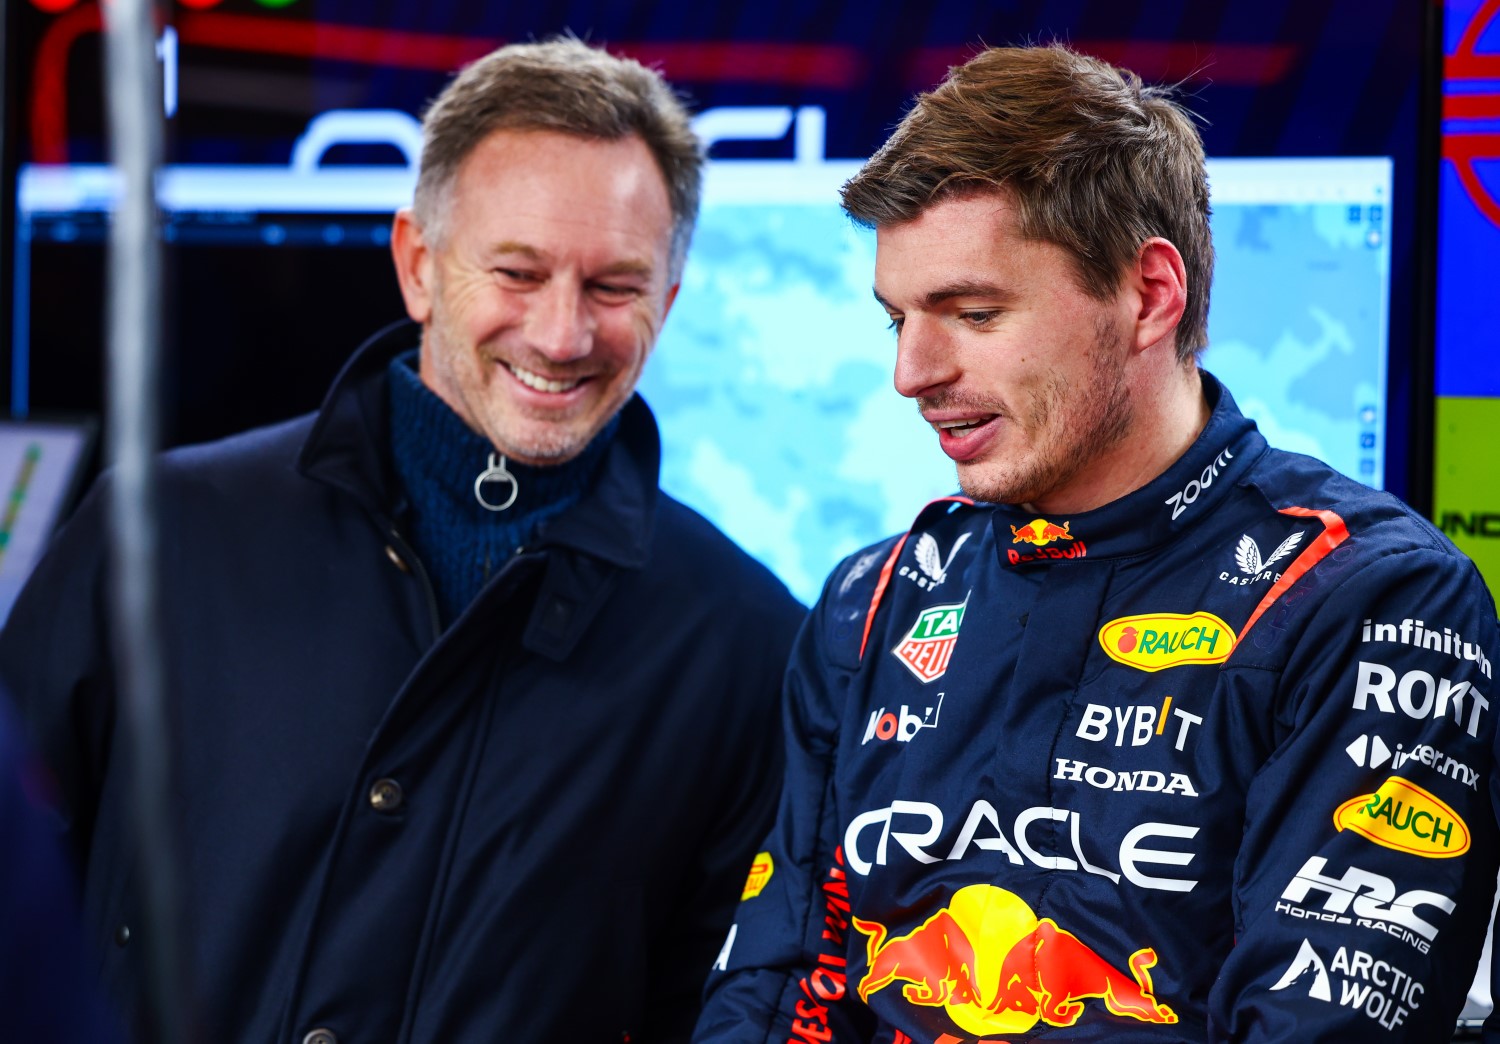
[695,374,1500,1043]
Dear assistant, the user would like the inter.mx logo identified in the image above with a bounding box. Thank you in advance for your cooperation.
[892,595,968,683]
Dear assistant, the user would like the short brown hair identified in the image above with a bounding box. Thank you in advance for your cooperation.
[414,37,703,280]
[841,44,1213,359]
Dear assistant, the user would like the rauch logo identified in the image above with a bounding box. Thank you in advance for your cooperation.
[1333,777,1470,859]
[893,597,968,683]
[1098,612,1236,672]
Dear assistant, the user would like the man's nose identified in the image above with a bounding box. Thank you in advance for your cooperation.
[524,279,593,363]
[892,316,958,399]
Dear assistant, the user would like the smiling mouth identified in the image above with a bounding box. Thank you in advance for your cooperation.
[934,416,996,436]
[507,363,584,394]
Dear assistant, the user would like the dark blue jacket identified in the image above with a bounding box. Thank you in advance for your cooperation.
[0,324,805,1043]
[695,375,1499,1043]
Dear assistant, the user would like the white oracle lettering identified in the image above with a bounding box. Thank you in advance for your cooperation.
[843,800,943,875]
[1052,758,1199,798]
[945,799,1024,865]
[1280,856,1454,942]
[1119,823,1200,892]
[1351,662,1490,737]
[849,799,1198,891]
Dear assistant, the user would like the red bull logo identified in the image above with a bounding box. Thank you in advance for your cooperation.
[852,884,1176,1036]
[1010,518,1074,547]
[893,596,968,683]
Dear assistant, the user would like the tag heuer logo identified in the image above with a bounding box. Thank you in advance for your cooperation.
[893,596,968,683]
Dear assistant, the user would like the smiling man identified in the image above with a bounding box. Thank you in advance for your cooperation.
[0,39,804,1043]
[695,45,1499,1043]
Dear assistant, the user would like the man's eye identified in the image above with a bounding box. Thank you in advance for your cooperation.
[886,316,904,333]
[591,283,640,300]
[959,310,998,326]
[495,268,541,283]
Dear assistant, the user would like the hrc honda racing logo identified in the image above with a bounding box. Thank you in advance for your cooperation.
[843,799,1199,892]
[853,884,1176,1036]
[1276,855,1455,954]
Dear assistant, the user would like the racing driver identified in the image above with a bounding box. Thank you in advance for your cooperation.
[693,43,1500,1043]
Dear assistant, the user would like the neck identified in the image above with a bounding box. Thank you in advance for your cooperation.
[1026,363,1209,515]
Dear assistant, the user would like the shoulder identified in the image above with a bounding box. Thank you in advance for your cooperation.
[157,414,315,488]
[648,491,807,624]
[810,495,989,670]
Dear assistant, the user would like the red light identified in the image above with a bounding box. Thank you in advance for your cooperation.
[177,0,224,8]
[30,0,82,13]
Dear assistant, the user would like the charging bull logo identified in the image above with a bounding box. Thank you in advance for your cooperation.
[852,884,1176,1036]
[1011,518,1074,547]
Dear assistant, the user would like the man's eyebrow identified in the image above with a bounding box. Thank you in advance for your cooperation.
[871,281,1017,311]
[489,241,546,261]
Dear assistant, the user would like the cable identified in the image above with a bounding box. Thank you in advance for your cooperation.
[103,1,190,1040]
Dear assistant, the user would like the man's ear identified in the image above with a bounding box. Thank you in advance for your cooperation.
[391,208,435,324]
[1130,237,1188,355]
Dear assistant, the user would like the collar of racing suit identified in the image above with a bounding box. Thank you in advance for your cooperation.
[984,371,1272,563]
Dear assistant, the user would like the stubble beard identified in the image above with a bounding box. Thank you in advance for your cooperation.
[949,317,1135,506]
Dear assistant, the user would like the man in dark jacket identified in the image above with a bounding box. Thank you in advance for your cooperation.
[0,39,805,1043]
[694,45,1499,1042]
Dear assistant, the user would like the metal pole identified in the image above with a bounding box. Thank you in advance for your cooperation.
[102,1,188,1041]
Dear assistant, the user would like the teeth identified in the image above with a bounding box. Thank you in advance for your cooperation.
[509,364,581,394]
[937,418,988,433]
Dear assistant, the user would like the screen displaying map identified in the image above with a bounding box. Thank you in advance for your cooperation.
[641,156,1393,605]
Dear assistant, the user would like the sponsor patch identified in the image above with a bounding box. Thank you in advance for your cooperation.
[741,852,774,900]
[863,693,945,745]
[897,532,971,591]
[1164,445,1234,520]
[1010,518,1074,547]
[843,798,1199,892]
[1271,938,1424,1032]
[893,597,967,683]
[1333,777,1470,858]
[1276,855,1454,954]
[853,884,1176,1035]
[1219,530,1303,586]
[1099,612,1236,672]
[1351,661,1490,738]
[1053,758,1198,797]
[1360,617,1493,679]
[1074,696,1204,753]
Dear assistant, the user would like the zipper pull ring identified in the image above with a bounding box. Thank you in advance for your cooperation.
[474,453,519,512]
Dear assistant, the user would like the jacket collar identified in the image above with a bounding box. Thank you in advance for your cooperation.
[988,371,1269,563]
[297,319,660,570]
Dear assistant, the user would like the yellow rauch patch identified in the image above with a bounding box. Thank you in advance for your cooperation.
[1334,777,1470,858]
[742,852,774,900]
[1098,612,1237,672]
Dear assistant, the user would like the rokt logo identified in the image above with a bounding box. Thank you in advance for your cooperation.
[863,693,945,745]
[1333,777,1470,859]
[1099,613,1236,672]
[898,532,971,591]
[1219,530,1303,586]
[1352,662,1490,738]
[893,597,967,683]
[1271,938,1424,1033]
[852,884,1176,1036]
